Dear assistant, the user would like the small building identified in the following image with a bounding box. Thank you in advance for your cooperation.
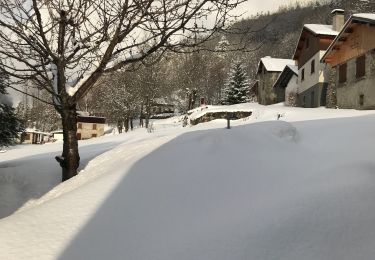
[51,130,64,141]
[150,98,175,119]
[322,13,375,109]
[257,57,295,105]
[293,10,341,107]
[77,115,106,140]
[272,65,299,106]
[21,128,51,144]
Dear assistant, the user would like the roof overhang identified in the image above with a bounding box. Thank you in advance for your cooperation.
[322,14,375,64]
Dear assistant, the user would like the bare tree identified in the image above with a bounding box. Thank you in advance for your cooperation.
[0,0,243,181]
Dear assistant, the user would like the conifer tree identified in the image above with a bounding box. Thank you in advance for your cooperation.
[0,76,23,147]
[221,61,250,105]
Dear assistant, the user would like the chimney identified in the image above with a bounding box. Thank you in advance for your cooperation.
[332,9,345,32]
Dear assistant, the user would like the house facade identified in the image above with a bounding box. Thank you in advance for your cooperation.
[322,13,375,109]
[257,57,295,105]
[293,10,341,107]
[77,115,106,140]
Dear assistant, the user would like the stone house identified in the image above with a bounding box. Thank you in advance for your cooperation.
[272,65,298,106]
[322,13,375,109]
[257,57,295,105]
[76,115,106,140]
[293,10,341,107]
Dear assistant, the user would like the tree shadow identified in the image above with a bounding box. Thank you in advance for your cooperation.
[0,141,119,219]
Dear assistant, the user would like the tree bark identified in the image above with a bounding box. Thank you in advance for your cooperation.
[140,103,144,127]
[130,117,134,131]
[145,96,150,128]
[124,117,129,132]
[59,106,80,182]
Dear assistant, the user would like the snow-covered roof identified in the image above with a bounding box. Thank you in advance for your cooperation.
[77,111,90,116]
[25,128,50,135]
[304,24,339,36]
[51,130,63,134]
[352,13,375,22]
[259,57,295,73]
[331,9,344,14]
[286,65,298,75]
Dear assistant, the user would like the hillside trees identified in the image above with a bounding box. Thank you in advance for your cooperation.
[0,0,243,181]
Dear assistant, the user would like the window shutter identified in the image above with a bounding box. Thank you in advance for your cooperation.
[356,55,366,78]
[339,63,347,83]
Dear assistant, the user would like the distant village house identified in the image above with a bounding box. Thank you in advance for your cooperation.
[76,112,106,140]
[257,57,295,105]
[150,98,175,119]
[21,129,51,144]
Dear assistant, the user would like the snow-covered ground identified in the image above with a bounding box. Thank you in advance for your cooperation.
[2,103,375,259]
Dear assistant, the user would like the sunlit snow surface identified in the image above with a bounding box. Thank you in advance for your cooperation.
[1,103,375,260]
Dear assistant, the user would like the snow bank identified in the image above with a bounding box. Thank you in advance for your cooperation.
[2,104,375,259]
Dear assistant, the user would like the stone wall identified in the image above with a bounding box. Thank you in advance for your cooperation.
[335,50,375,110]
[326,68,337,108]
[190,111,252,126]
[257,72,279,105]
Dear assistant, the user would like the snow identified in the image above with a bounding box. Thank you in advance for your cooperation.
[259,57,295,72]
[304,24,339,36]
[331,9,345,14]
[287,64,298,75]
[353,13,375,22]
[2,104,375,259]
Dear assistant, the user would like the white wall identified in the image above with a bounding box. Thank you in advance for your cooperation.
[298,51,329,94]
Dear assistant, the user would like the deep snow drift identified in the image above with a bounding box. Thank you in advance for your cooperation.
[1,103,375,260]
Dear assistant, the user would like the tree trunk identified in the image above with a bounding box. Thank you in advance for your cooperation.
[117,120,123,133]
[58,106,80,182]
[145,96,150,128]
[140,104,144,127]
[124,117,129,132]
[130,117,134,131]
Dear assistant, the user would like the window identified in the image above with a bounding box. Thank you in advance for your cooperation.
[78,123,82,129]
[25,133,30,140]
[339,63,347,83]
[359,94,364,107]
[306,37,310,49]
[93,123,97,130]
[301,69,305,81]
[356,55,366,78]
[311,60,315,74]
[92,134,97,138]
